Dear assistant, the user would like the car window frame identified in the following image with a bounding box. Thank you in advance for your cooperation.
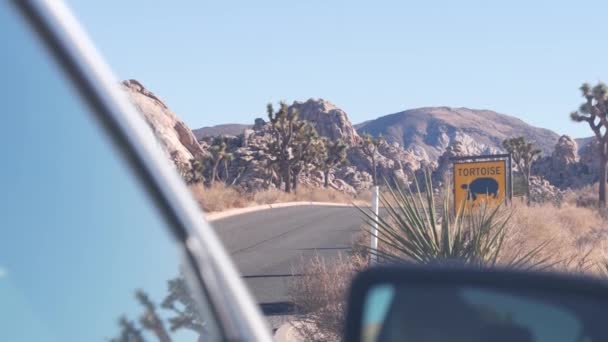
[9,1,272,341]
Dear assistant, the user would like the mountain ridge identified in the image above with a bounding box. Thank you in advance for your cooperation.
[196,106,573,159]
[123,79,599,194]
[354,106,560,160]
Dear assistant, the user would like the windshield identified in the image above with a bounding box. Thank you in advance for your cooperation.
[15,1,608,340]
[0,3,220,341]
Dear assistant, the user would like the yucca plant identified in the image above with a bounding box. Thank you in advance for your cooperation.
[358,171,550,269]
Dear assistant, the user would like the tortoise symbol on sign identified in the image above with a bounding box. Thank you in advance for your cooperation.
[461,177,499,201]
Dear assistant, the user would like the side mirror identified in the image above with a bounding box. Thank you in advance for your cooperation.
[345,266,608,342]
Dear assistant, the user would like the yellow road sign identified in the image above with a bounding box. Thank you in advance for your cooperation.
[453,159,507,211]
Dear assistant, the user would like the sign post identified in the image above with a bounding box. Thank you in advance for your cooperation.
[508,153,513,204]
[452,154,509,212]
[370,185,379,265]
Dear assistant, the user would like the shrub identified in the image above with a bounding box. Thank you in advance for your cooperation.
[358,172,549,269]
[189,183,249,212]
[252,186,356,205]
[252,188,293,205]
[292,187,354,203]
[507,201,608,275]
[190,183,360,213]
[572,183,601,208]
[288,177,608,341]
[288,254,367,341]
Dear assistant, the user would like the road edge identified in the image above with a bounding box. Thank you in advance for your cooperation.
[205,201,354,222]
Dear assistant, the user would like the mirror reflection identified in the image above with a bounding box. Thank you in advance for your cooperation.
[108,274,208,342]
[362,283,600,342]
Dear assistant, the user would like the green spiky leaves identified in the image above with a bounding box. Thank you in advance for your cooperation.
[358,171,549,269]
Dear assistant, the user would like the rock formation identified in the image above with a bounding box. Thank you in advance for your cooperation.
[124,79,600,195]
[193,124,251,140]
[356,106,559,161]
[190,98,426,192]
[430,138,502,187]
[532,135,597,189]
[122,79,205,167]
[552,135,579,165]
[291,98,360,146]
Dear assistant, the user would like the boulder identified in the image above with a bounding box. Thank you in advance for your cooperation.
[552,135,579,167]
[533,135,596,189]
[122,79,205,166]
[335,166,374,191]
[291,98,360,146]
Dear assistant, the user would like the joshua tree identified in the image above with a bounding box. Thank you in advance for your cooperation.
[161,277,206,336]
[110,317,145,342]
[290,123,324,192]
[110,275,207,342]
[321,138,348,188]
[136,290,171,342]
[208,138,231,186]
[359,133,384,186]
[259,152,279,188]
[502,137,541,205]
[267,102,306,193]
[571,82,608,207]
[221,152,234,182]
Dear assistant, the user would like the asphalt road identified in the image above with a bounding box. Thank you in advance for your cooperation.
[211,205,366,304]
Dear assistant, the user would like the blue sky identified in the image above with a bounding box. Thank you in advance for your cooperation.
[68,0,608,138]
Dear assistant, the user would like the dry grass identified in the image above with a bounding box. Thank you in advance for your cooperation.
[252,186,356,205]
[250,188,293,205]
[511,182,608,274]
[505,201,608,274]
[189,183,365,213]
[355,188,373,203]
[288,254,367,341]
[189,183,249,212]
[565,183,604,210]
[288,186,608,341]
[352,184,608,274]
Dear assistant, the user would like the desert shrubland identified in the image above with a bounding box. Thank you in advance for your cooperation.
[507,201,608,274]
[289,180,608,341]
[189,183,249,212]
[288,254,367,341]
[189,183,363,213]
